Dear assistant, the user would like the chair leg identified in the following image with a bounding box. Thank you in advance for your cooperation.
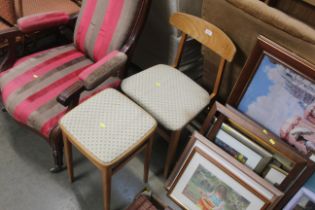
[164,130,182,178]
[102,168,112,210]
[49,127,64,173]
[144,134,154,183]
[63,133,74,182]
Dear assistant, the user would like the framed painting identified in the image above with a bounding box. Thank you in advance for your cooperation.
[283,187,315,210]
[199,102,306,191]
[169,148,270,210]
[228,35,315,156]
[166,132,283,209]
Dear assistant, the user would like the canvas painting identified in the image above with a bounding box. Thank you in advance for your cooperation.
[182,164,250,210]
[238,55,315,155]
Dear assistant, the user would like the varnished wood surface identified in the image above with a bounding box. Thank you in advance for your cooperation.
[170,12,236,62]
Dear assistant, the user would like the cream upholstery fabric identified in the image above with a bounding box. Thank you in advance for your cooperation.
[59,88,156,165]
[121,64,210,131]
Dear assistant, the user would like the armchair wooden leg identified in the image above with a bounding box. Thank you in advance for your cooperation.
[63,133,74,183]
[102,168,112,210]
[144,134,154,183]
[164,130,182,178]
[50,127,64,173]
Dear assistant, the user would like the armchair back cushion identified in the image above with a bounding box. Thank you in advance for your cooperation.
[74,0,140,61]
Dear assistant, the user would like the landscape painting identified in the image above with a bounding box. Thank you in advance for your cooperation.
[238,55,315,155]
[182,164,250,210]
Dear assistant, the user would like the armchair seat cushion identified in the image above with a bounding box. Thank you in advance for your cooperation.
[121,64,210,130]
[0,44,121,138]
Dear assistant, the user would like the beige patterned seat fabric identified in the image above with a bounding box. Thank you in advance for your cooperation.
[59,88,157,165]
[121,64,210,131]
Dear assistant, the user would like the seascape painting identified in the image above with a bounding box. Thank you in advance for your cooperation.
[238,55,315,155]
[182,165,250,210]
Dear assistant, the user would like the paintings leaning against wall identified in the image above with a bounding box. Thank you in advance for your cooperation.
[228,35,315,156]
[169,148,269,210]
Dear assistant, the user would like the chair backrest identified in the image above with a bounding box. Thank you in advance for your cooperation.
[74,0,144,61]
[170,12,236,99]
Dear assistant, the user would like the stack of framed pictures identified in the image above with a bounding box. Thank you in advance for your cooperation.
[223,35,315,208]
[166,132,283,209]
[200,102,306,191]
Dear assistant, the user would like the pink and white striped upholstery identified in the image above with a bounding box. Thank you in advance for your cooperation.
[0,45,122,137]
[74,0,140,61]
[0,0,142,138]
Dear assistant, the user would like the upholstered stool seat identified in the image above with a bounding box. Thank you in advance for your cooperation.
[60,88,157,164]
[121,64,210,131]
[60,88,157,210]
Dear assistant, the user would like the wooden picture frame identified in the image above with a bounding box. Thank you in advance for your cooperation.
[228,35,315,157]
[199,102,307,191]
[168,147,270,210]
[225,35,315,208]
[166,132,283,209]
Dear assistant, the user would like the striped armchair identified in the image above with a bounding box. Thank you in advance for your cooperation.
[0,0,151,172]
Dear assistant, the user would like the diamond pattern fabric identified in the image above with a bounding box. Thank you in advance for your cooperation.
[60,88,157,165]
[121,64,210,131]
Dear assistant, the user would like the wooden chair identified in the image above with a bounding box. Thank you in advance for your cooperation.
[121,12,236,177]
[0,0,151,172]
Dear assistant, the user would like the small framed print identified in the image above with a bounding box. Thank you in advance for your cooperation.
[166,132,283,209]
[169,148,269,210]
[215,128,269,173]
[221,123,273,173]
[228,35,315,156]
[283,187,315,210]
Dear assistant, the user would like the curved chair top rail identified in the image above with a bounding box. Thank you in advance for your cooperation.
[170,12,236,62]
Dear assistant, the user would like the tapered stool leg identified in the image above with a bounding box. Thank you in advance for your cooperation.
[144,134,154,183]
[63,133,74,182]
[102,167,112,210]
[164,129,182,178]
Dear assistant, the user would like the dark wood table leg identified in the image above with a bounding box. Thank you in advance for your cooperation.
[63,133,74,182]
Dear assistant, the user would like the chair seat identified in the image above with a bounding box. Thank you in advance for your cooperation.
[0,44,120,138]
[59,88,157,165]
[121,64,210,131]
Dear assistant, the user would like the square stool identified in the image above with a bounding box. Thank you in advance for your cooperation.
[59,88,157,210]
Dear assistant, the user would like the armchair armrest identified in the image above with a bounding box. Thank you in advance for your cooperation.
[57,51,127,107]
[79,51,127,90]
[57,81,84,107]
[17,11,70,33]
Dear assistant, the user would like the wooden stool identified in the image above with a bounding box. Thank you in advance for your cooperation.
[59,88,157,210]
